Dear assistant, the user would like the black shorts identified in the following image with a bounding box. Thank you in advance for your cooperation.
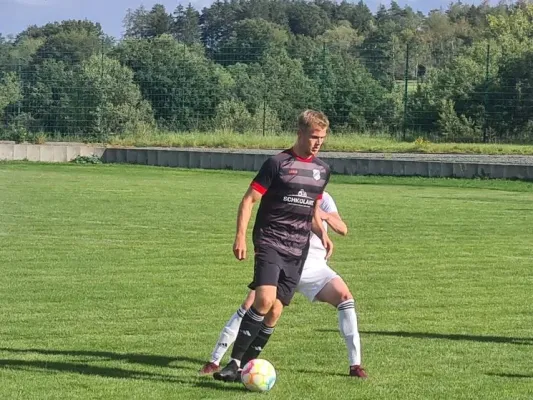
[248,245,309,306]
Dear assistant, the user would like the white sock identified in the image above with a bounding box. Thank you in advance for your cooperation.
[337,299,362,366]
[210,306,247,365]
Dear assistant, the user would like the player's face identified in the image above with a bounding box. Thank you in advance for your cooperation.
[299,126,328,157]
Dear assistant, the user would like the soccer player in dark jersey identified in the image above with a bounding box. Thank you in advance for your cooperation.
[201,191,368,379]
[213,110,333,382]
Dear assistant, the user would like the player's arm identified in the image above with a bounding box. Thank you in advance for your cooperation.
[311,198,333,259]
[234,157,277,261]
[320,210,348,236]
[234,186,262,260]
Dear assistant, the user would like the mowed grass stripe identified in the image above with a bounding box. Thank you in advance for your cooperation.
[0,163,531,400]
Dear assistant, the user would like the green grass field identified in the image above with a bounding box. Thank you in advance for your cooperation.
[0,163,532,399]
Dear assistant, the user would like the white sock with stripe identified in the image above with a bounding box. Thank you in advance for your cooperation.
[337,299,362,366]
[209,306,247,365]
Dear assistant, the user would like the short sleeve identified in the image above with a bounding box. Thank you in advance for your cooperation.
[320,192,338,213]
[250,157,279,195]
[317,167,331,201]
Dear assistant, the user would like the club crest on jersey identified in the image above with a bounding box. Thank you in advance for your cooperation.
[313,169,321,180]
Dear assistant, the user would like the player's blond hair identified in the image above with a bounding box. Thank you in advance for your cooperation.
[298,109,329,133]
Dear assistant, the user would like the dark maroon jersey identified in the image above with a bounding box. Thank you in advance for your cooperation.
[250,149,330,257]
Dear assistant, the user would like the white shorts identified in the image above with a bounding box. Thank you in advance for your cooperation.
[296,257,339,302]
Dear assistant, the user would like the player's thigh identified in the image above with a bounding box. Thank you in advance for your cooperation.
[314,276,353,307]
[297,259,338,302]
[249,247,282,312]
[252,250,281,286]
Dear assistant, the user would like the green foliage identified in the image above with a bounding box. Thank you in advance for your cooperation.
[213,99,282,133]
[287,1,331,37]
[437,99,482,141]
[215,18,289,65]
[71,154,102,164]
[113,35,232,130]
[3,1,533,143]
[77,55,154,136]
[172,4,201,45]
[0,72,21,113]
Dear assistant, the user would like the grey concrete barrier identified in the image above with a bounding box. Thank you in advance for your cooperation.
[0,142,105,162]
[2,142,533,180]
[100,146,533,180]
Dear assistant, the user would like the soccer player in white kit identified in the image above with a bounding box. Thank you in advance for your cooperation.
[200,191,367,379]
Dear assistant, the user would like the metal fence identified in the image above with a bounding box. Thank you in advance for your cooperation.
[1,37,532,144]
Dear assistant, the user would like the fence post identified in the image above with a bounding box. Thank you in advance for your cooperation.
[483,41,490,143]
[262,95,266,137]
[391,41,395,90]
[402,42,410,140]
[99,36,105,137]
[17,60,21,118]
[321,42,326,103]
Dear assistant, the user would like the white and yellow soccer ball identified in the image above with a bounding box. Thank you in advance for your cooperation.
[240,358,277,392]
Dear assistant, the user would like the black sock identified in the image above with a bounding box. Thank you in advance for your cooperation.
[241,324,275,366]
[229,306,264,363]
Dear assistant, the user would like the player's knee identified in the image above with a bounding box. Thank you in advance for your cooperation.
[253,296,276,314]
[336,291,353,307]
[264,301,283,326]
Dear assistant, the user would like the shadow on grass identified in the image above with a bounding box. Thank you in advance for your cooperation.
[0,347,203,368]
[0,348,246,392]
[0,359,246,392]
[487,372,533,379]
[289,367,347,378]
[315,330,533,345]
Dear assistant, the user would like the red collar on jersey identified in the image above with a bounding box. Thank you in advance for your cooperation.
[287,148,314,163]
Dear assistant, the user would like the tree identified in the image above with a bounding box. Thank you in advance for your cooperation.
[113,34,233,130]
[200,0,239,53]
[16,21,108,67]
[76,55,154,135]
[123,6,150,38]
[23,59,76,134]
[173,4,201,45]
[146,4,173,38]
[215,18,289,65]
[227,48,320,130]
[287,1,331,37]
[123,4,172,39]
[487,49,533,139]
[318,20,363,52]
[0,72,21,115]
[15,20,103,43]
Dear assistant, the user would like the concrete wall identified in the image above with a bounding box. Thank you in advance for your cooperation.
[0,142,105,162]
[1,142,533,180]
[101,147,533,180]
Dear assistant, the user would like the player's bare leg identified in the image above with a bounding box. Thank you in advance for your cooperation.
[315,277,367,379]
[199,290,255,375]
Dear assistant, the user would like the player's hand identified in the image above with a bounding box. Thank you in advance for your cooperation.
[233,236,247,260]
[322,233,333,259]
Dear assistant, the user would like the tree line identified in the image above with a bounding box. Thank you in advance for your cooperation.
[2,0,533,143]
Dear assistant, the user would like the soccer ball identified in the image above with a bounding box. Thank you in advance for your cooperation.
[240,359,276,392]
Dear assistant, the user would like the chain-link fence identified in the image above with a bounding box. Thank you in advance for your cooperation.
[1,35,532,144]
